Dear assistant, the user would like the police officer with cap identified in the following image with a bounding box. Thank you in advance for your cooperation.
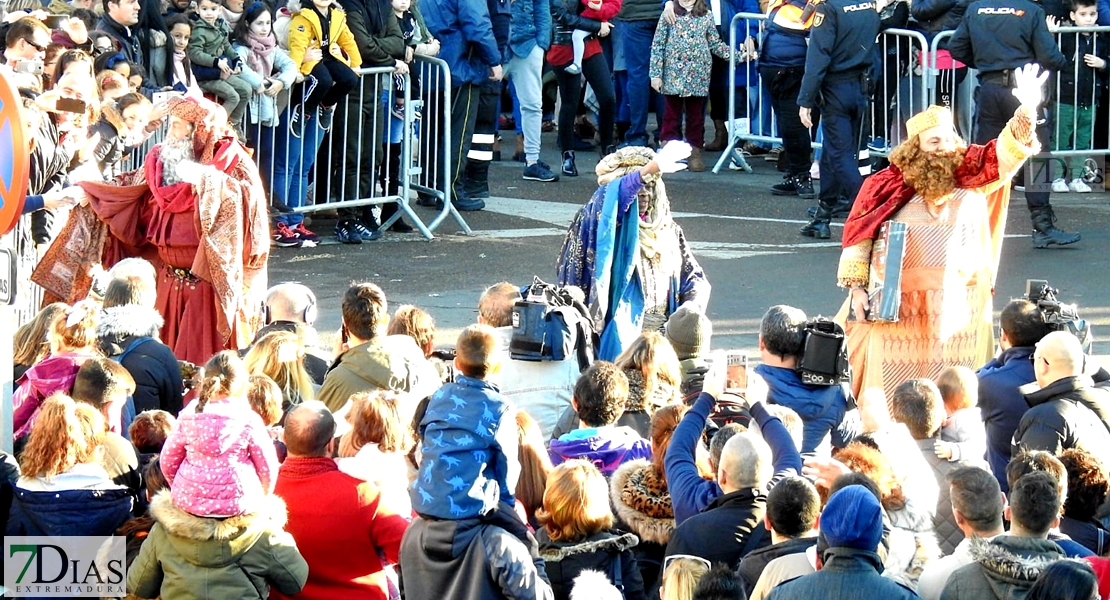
[950,0,1079,248]
[796,0,880,239]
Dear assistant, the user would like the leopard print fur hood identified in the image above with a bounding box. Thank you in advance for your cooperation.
[609,459,676,545]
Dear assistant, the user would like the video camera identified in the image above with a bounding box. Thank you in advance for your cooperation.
[1024,279,1092,353]
[796,317,851,387]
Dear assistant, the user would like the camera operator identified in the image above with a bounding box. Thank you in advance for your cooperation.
[748,305,860,456]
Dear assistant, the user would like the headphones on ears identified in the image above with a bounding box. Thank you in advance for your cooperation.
[263,284,317,326]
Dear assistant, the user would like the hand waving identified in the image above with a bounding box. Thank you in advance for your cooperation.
[655,140,692,173]
[1011,63,1049,110]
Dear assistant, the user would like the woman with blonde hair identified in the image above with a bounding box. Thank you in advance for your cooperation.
[659,555,711,600]
[12,300,103,439]
[244,329,316,408]
[516,410,553,529]
[336,390,414,513]
[8,394,133,536]
[614,332,682,438]
[13,302,67,380]
[538,460,645,600]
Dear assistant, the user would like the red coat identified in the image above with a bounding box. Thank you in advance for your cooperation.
[273,457,409,600]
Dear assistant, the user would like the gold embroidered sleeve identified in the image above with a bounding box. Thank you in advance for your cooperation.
[836,239,872,289]
[989,105,1040,188]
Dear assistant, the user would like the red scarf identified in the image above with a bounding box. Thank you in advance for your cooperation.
[842,140,1003,248]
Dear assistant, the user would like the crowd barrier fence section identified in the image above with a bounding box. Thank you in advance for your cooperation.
[124,60,469,240]
[715,18,1110,173]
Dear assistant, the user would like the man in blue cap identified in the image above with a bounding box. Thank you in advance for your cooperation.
[766,485,920,599]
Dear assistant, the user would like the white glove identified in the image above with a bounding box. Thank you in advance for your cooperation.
[655,140,692,174]
[1011,63,1049,110]
[174,160,207,185]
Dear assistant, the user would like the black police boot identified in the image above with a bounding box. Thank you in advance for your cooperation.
[771,174,801,196]
[463,161,491,199]
[1031,207,1081,248]
[794,174,816,199]
[800,202,833,239]
[807,196,852,219]
[562,151,578,177]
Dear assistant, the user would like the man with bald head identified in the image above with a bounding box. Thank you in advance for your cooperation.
[1012,331,1110,458]
[273,402,409,600]
[250,283,328,384]
[664,430,774,566]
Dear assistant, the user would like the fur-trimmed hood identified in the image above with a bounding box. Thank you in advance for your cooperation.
[98,304,164,343]
[609,459,676,545]
[148,491,288,568]
[967,535,1066,598]
[539,531,639,563]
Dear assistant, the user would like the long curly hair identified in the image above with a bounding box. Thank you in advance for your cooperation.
[889,135,968,203]
[831,441,906,512]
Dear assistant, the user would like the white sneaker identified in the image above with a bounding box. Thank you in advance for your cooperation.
[1069,178,1092,193]
[810,161,820,180]
[1051,178,1069,193]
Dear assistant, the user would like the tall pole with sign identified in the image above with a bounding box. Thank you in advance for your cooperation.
[0,70,31,453]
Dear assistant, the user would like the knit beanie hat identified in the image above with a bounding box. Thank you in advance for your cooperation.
[821,485,883,552]
[665,305,712,360]
[570,570,623,600]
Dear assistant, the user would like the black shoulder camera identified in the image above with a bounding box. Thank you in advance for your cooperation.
[1025,279,1092,353]
[796,317,851,387]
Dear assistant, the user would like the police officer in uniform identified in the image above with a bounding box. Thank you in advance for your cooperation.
[950,0,1080,248]
[762,0,819,199]
[796,0,880,239]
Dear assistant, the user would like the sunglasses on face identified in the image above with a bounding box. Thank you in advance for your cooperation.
[24,37,48,52]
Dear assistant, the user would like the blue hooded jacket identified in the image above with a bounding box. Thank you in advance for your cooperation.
[6,486,133,537]
[755,364,857,454]
[418,0,502,86]
[977,346,1036,493]
[412,376,517,520]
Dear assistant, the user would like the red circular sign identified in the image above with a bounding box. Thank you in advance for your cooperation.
[0,70,29,236]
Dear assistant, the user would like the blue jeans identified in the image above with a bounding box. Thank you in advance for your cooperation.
[620,19,662,145]
[247,124,275,191]
[272,108,324,227]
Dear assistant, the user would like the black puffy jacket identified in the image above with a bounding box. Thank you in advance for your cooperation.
[911,0,970,45]
[538,530,645,600]
[98,304,184,416]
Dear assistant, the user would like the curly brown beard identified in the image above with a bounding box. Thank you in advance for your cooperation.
[889,137,968,203]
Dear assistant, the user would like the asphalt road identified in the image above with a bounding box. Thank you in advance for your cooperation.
[269,135,1110,358]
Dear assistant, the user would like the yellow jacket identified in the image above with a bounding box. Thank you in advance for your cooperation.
[287,4,362,75]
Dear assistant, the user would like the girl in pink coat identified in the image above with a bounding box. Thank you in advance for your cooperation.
[160,351,278,517]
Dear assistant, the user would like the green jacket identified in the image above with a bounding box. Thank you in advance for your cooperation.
[316,335,442,413]
[127,492,308,600]
[188,17,237,68]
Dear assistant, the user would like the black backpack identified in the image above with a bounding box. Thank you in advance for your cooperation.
[509,277,597,371]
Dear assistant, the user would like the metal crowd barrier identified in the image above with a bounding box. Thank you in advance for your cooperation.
[714,16,1110,174]
[122,59,469,240]
[411,55,473,235]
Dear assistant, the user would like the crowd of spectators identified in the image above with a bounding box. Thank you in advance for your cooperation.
[3,0,1110,597]
[4,270,1110,600]
[5,0,1107,253]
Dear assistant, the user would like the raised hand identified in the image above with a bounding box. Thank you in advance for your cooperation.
[1011,63,1049,110]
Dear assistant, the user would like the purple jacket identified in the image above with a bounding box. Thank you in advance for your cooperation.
[549,426,652,476]
[13,352,94,439]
